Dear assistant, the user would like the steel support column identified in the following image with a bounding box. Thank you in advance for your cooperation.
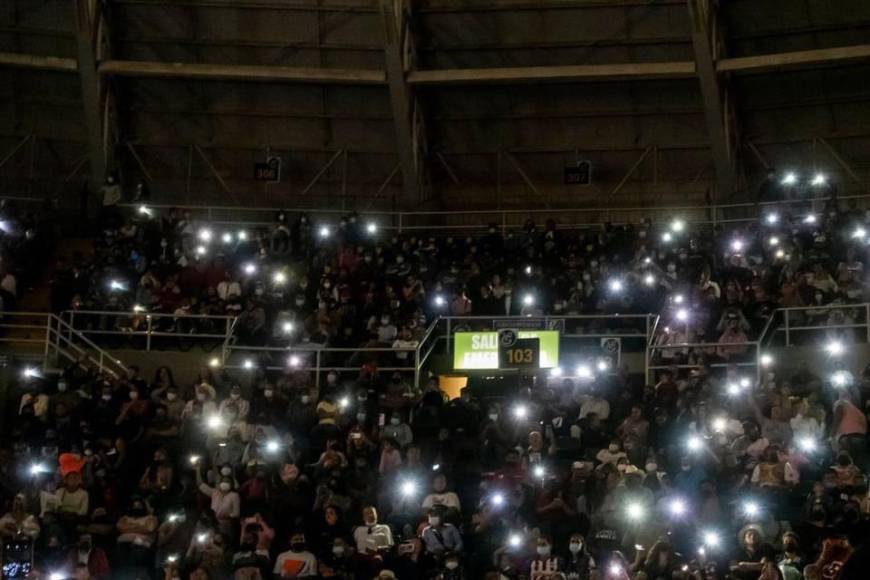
[73,0,109,188]
[381,0,425,205]
[688,0,737,201]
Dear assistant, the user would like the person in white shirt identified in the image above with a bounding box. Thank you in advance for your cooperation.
[421,474,462,517]
[352,506,394,554]
[195,465,239,536]
[595,441,627,466]
[790,399,823,440]
[273,532,317,578]
[578,391,610,421]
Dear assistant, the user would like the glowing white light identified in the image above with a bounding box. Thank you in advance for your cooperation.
[30,463,45,475]
[643,256,652,265]
[811,173,827,186]
[644,274,656,286]
[318,226,330,238]
[400,480,417,496]
[492,493,505,506]
[576,364,593,379]
[432,464,440,471]
[731,239,744,252]
[798,437,817,453]
[366,222,377,234]
[826,340,845,356]
[712,417,727,432]
[670,219,685,233]
[513,405,528,420]
[132,304,146,313]
[522,294,534,306]
[508,534,522,548]
[524,265,533,275]
[675,308,689,322]
[282,321,294,334]
[243,359,254,370]
[760,354,773,367]
[50,573,64,580]
[662,232,673,243]
[109,279,125,291]
[740,377,751,388]
[744,501,760,517]
[195,245,207,256]
[765,213,779,225]
[434,295,446,307]
[781,172,798,185]
[609,563,623,576]
[198,229,212,242]
[832,371,848,387]
[702,530,720,548]
[137,205,152,216]
[266,440,280,453]
[775,249,785,259]
[550,366,563,377]
[189,455,201,465]
[243,263,256,275]
[626,502,645,521]
[669,498,686,516]
[608,279,623,293]
[339,397,349,409]
[769,236,780,246]
[686,435,703,452]
[597,359,609,372]
[726,383,741,396]
[221,232,233,244]
[672,294,685,305]
[166,554,179,563]
[206,415,223,430]
[273,271,287,285]
[852,227,866,240]
[288,355,301,368]
[237,230,248,241]
[22,367,37,379]
[168,513,180,523]
[208,357,220,368]
[197,533,208,544]
[804,214,817,225]
[533,465,546,479]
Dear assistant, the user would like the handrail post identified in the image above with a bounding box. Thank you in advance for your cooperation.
[784,310,791,347]
[315,350,321,390]
[865,304,869,343]
[446,318,452,360]
[755,341,761,385]
[414,343,421,390]
[43,315,52,368]
[146,315,152,351]
[398,213,403,234]
[98,351,104,375]
[69,311,75,345]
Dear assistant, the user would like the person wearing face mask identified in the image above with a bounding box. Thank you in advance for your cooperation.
[219,384,250,422]
[421,506,462,559]
[421,474,462,519]
[528,536,561,580]
[274,532,318,578]
[138,448,174,503]
[195,461,240,537]
[777,531,803,579]
[596,440,627,466]
[182,384,217,423]
[381,412,413,448]
[353,506,394,554]
[116,497,159,576]
[320,536,356,578]
[563,533,595,580]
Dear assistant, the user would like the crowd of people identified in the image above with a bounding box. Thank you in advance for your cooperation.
[1,192,869,579]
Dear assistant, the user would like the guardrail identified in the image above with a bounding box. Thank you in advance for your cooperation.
[0,311,128,378]
[62,310,236,352]
[121,191,870,233]
[758,302,870,348]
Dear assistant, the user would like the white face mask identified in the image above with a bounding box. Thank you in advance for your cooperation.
[332,546,345,557]
[196,393,206,402]
[57,383,67,392]
[569,542,582,554]
[608,444,619,453]
[301,395,310,404]
[230,393,240,400]
[219,482,231,492]
[645,463,657,473]
[167,393,177,401]
[129,392,139,400]
[102,394,112,402]
[488,413,498,421]
[220,467,231,476]
[428,516,440,526]
[445,561,459,570]
[264,390,274,398]
[537,546,551,556]
[390,418,400,426]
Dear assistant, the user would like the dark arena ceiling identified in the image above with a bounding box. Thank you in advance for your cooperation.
[1,0,870,211]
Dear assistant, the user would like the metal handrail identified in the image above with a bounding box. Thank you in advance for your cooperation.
[121,191,870,232]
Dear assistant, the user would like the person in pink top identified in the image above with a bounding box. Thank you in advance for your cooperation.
[832,390,868,467]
